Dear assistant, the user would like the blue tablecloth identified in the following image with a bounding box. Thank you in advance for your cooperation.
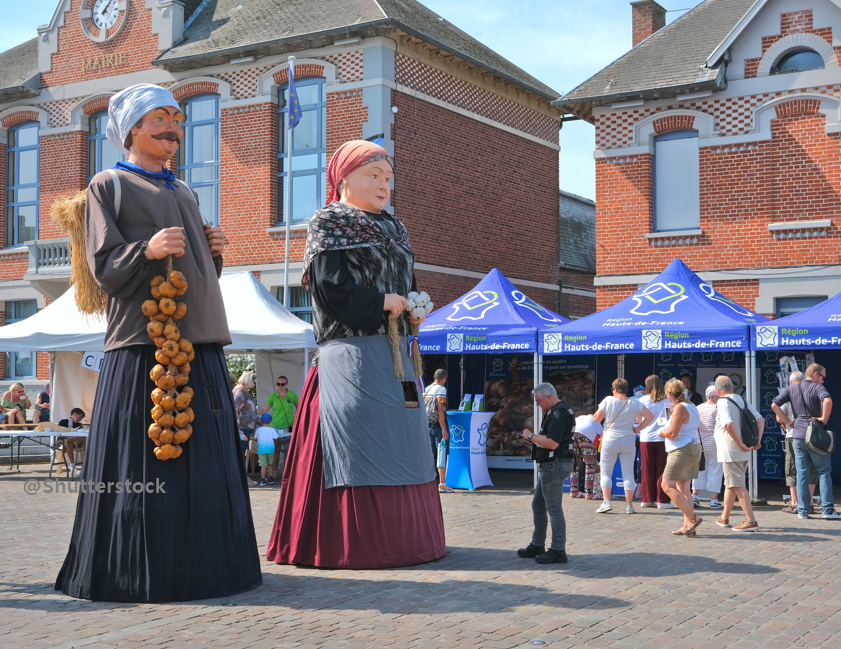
[445,411,494,490]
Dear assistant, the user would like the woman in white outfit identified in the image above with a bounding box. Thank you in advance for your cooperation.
[692,386,723,510]
[593,378,654,514]
[660,378,703,535]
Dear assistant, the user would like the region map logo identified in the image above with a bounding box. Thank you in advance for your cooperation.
[544,333,562,353]
[642,329,662,350]
[447,333,464,352]
[756,325,778,348]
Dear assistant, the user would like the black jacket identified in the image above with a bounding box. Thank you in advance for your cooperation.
[531,400,575,464]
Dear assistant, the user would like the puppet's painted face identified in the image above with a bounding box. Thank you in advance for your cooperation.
[129,106,184,163]
[341,159,393,213]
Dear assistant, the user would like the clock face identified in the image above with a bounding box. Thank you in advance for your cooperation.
[80,0,129,43]
[92,0,119,30]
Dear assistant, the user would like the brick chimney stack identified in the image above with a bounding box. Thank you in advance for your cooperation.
[631,0,666,47]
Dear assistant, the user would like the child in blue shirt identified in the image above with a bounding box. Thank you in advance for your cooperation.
[254,413,279,486]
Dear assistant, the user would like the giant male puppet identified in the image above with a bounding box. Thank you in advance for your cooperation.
[54,84,262,601]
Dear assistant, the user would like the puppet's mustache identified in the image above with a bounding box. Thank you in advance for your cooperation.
[152,132,181,144]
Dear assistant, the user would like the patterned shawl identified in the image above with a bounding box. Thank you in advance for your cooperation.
[301,201,410,289]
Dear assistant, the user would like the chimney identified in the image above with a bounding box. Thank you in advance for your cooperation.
[631,0,666,47]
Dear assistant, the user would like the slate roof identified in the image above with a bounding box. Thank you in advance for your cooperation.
[558,190,596,273]
[154,0,559,100]
[558,0,755,121]
[0,38,40,102]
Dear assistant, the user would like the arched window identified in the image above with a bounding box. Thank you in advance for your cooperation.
[653,129,699,232]
[88,110,124,179]
[277,77,327,224]
[771,49,825,75]
[178,94,220,226]
[5,121,39,247]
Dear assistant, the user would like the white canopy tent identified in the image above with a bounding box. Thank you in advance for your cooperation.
[0,272,317,421]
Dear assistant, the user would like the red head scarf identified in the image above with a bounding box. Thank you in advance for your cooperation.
[326,140,392,205]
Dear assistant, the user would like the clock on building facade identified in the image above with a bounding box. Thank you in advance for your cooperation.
[79,0,129,43]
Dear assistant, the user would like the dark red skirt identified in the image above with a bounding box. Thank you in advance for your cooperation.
[639,440,671,504]
[266,366,446,569]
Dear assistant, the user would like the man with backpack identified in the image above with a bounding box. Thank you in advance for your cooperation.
[713,375,764,531]
[424,369,452,493]
[772,363,836,520]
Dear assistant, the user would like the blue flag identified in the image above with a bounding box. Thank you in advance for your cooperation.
[287,66,302,129]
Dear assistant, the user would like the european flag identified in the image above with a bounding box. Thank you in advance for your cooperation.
[288,67,302,129]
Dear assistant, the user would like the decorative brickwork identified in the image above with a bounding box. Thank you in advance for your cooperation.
[273,64,326,86]
[212,66,270,100]
[774,98,821,117]
[42,0,163,87]
[392,91,559,287]
[652,114,695,133]
[171,81,220,101]
[81,96,111,115]
[322,50,363,82]
[395,54,558,144]
[39,99,76,128]
[0,111,41,128]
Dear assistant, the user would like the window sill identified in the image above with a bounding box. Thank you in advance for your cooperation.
[645,230,704,246]
[266,223,310,237]
[0,246,30,256]
[768,220,832,239]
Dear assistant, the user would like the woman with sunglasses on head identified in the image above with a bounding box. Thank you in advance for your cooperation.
[258,375,298,483]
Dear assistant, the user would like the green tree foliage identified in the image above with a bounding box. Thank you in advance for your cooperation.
[226,354,256,399]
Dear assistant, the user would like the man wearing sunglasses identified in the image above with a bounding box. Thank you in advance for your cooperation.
[772,363,836,520]
[258,376,299,480]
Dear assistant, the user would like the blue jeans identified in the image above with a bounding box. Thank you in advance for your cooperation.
[531,459,574,552]
[793,438,834,515]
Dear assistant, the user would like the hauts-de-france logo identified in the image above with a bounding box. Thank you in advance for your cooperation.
[449,425,466,443]
[477,422,488,447]
[446,290,499,321]
[512,290,565,323]
[699,283,754,318]
[756,325,778,348]
[630,282,687,316]
[447,333,464,352]
[642,329,662,350]
[544,333,562,353]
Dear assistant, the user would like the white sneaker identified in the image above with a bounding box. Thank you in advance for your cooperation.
[657,502,676,509]
[692,495,701,507]
[823,510,841,520]
[71,468,82,478]
[625,503,635,514]
[640,502,656,508]
[709,500,722,509]
[596,500,612,513]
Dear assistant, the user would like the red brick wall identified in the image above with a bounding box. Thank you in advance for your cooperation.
[392,91,559,286]
[325,90,367,200]
[0,253,28,280]
[39,132,88,240]
[559,269,596,319]
[0,111,41,128]
[596,111,841,278]
[220,103,279,266]
[42,0,162,87]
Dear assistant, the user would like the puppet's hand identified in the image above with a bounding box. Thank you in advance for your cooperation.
[205,224,225,257]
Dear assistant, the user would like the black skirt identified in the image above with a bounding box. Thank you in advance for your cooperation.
[55,343,262,602]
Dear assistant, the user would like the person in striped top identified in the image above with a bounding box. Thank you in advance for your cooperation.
[692,386,723,509]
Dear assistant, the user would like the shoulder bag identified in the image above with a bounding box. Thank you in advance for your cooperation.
[598,398,629,452]
[798,383,835,455]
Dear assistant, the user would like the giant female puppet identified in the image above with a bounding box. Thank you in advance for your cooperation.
[54,84,262,601]
[267,140,446,568]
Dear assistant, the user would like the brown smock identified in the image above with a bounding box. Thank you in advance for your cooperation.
[85,168,229,351]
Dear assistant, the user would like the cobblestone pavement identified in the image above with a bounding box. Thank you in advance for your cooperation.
[3,465,841,648]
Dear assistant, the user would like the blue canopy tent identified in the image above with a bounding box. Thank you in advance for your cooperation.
[537,259,771,498]
[419,269,570,482]
[752,292,841,482]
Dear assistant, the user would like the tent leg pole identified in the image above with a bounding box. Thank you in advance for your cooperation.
[617,354,625,380]
[533,352,540,491]
[747,350,764,505]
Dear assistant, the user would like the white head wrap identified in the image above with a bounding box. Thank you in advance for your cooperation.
[106,83,180,156]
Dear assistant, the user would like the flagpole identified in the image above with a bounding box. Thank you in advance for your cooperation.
[283,55,296,308]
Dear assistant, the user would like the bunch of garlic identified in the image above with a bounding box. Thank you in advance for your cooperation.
[406,291,434,319]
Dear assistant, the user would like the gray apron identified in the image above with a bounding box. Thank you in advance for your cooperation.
[318,334,435,488]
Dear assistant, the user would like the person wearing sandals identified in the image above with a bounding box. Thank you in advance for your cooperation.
[593,378,655,514]
[658,379,703,536]
[714,375,764,531]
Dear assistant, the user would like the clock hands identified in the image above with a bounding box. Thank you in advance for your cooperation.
[100,0,116,18]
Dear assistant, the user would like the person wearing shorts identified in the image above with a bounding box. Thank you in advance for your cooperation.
[254,413,279,487]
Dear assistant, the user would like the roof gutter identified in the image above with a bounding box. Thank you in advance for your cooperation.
[152,17,560,103]
[0,72,41,103]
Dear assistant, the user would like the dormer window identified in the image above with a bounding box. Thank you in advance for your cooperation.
[771,49,824,75]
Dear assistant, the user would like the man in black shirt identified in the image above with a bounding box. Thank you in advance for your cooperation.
[517,383,575,564]
[59,408,86,478]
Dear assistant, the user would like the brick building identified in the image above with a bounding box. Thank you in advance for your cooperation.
[558,189,596,318]
[558,0,841,316]
[0,0,563,391]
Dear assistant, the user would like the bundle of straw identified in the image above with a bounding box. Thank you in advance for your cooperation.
[50,190,107,315]
[386,318,423,380]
